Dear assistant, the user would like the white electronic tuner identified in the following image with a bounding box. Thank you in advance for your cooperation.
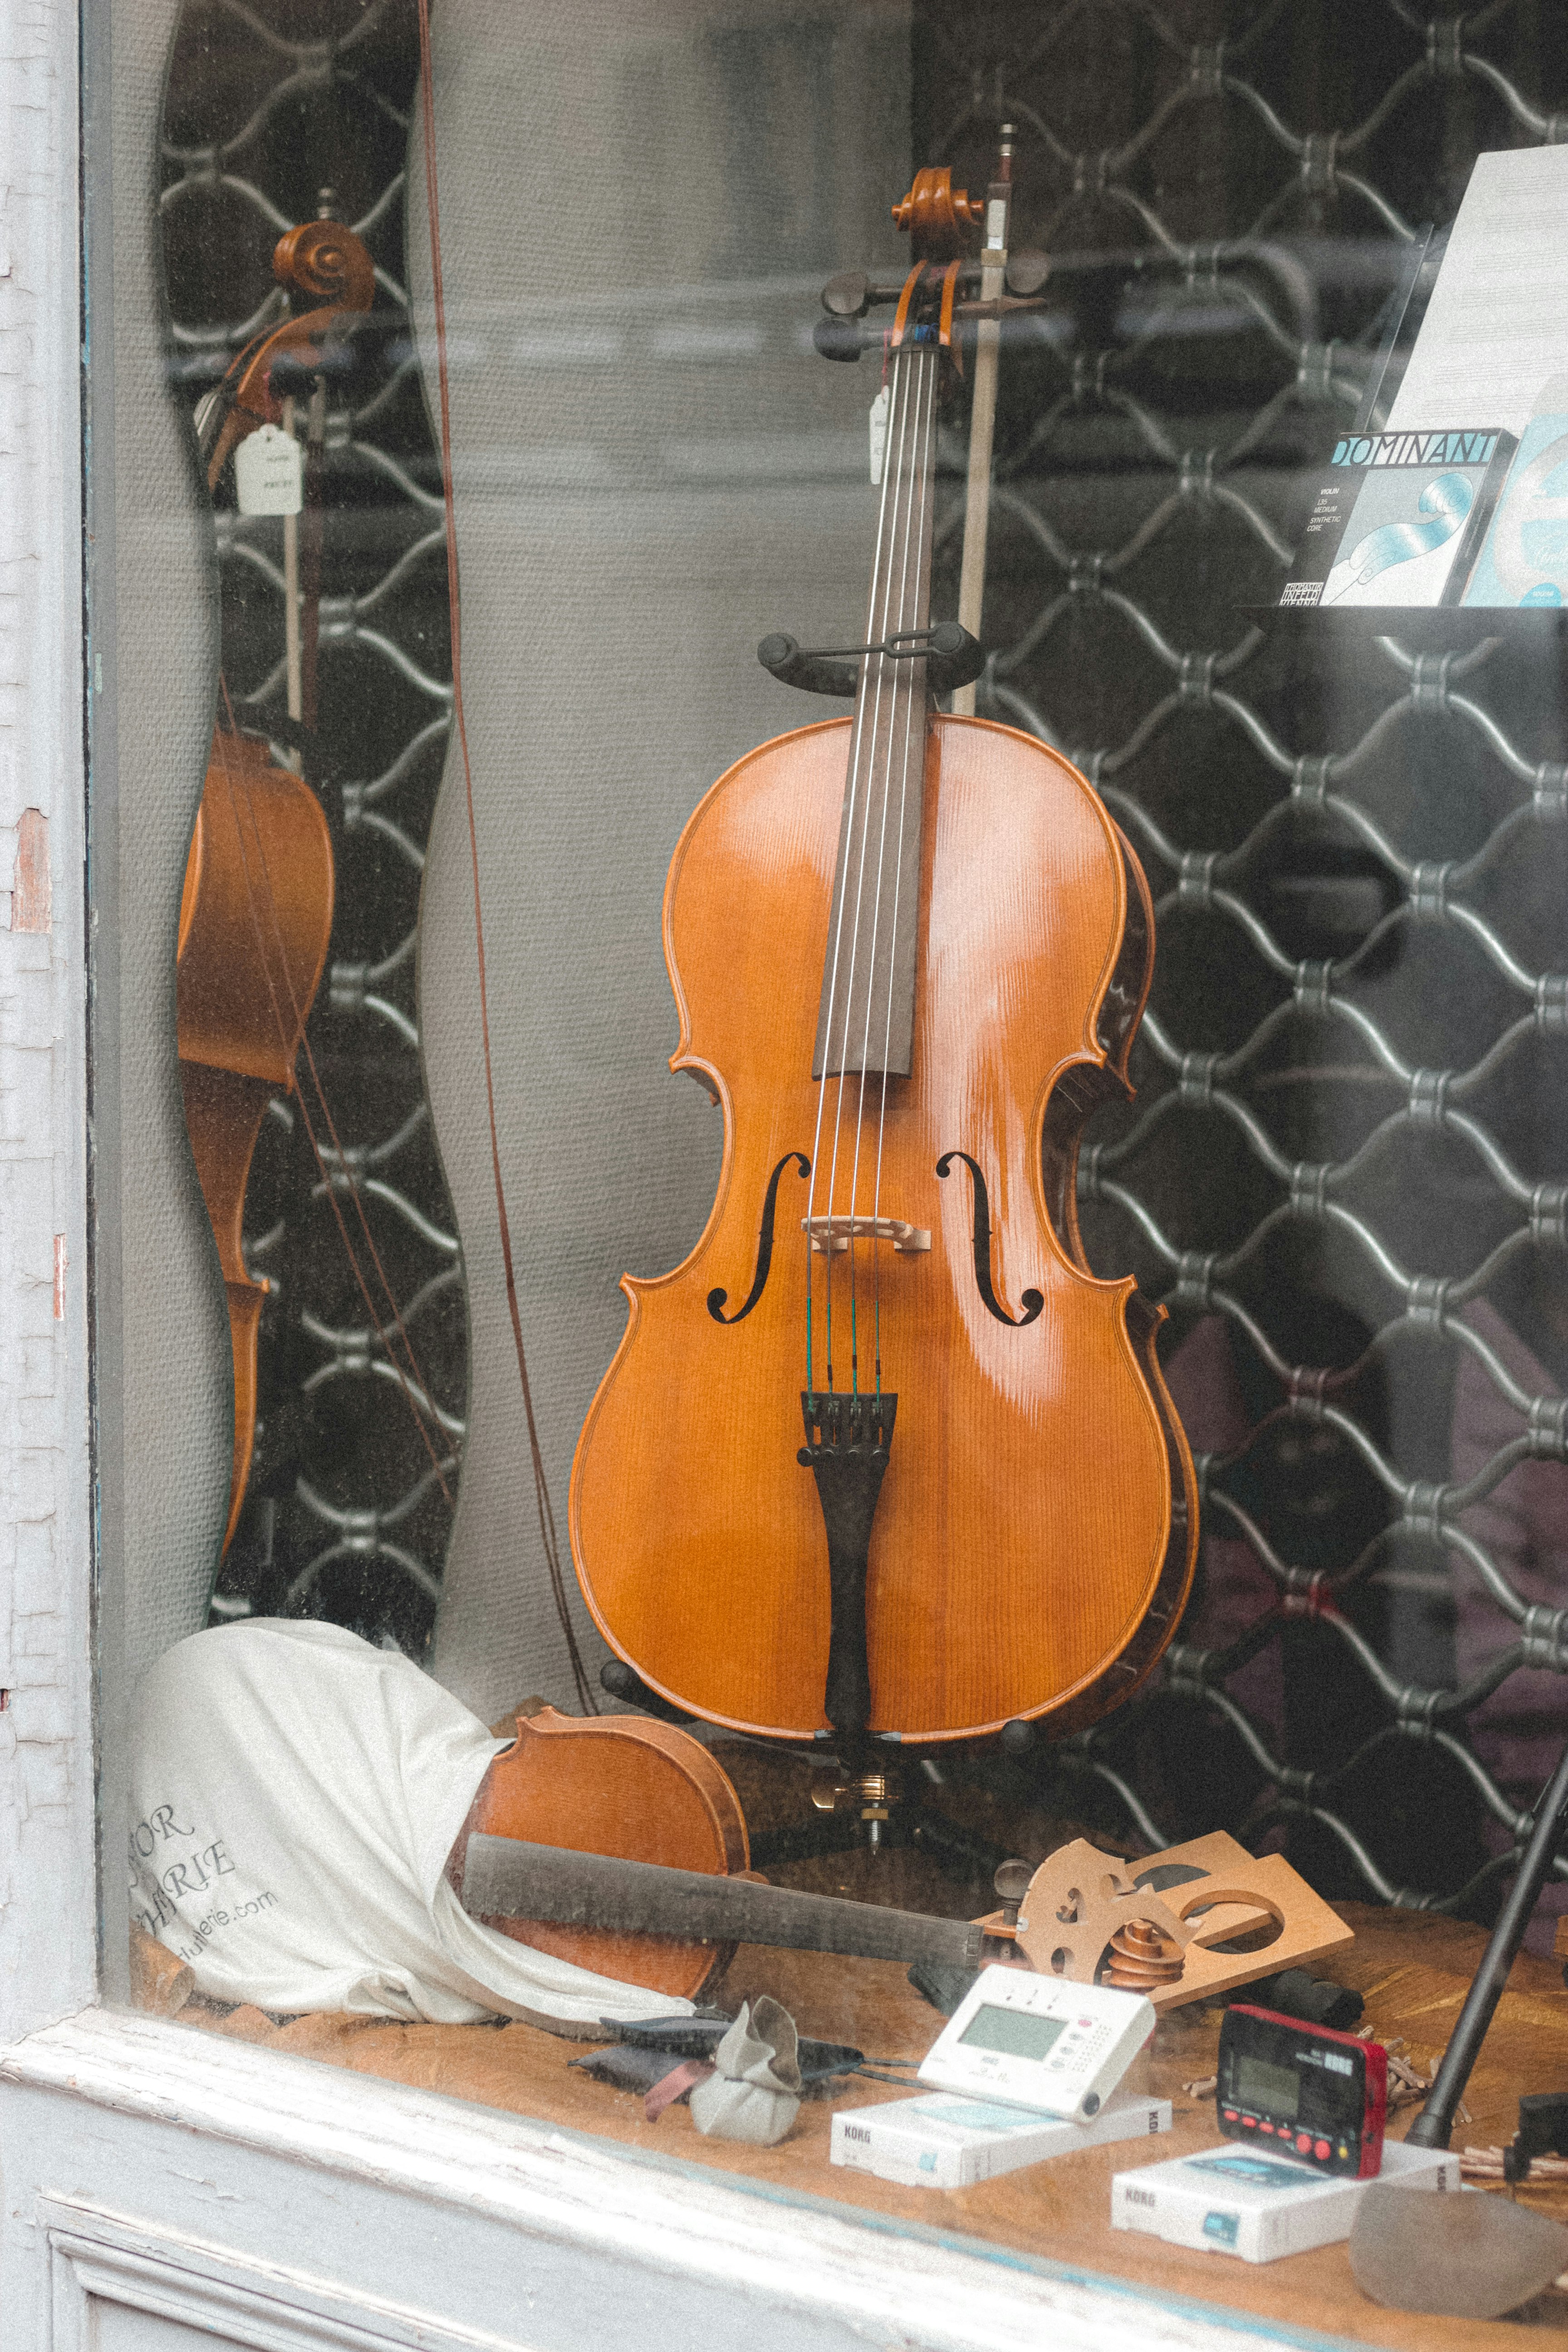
[917,1965,1156,2121]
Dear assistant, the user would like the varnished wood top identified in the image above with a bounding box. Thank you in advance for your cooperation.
[570,715,1196,1742]
[166,1897,1568,2345]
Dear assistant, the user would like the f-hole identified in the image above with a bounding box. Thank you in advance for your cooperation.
[707,1151,810,1324]
[936,1152,1043,1327]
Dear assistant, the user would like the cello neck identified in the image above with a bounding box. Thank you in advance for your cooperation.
[812,338,941,1085]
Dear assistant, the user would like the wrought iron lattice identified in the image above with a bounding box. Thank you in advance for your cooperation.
[161,0,466,1655]
[922,0,1568,1925]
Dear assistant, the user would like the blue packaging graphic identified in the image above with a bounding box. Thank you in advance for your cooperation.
[1465,402,1568,606]
[1279,427,1514,609]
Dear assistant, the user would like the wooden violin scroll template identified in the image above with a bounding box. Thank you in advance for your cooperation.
[568,167,1198,1747]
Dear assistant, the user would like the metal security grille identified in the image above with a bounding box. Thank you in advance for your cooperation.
[161,0,466,1654]
[157,0,1568,1923]
[923,0,1568,1920]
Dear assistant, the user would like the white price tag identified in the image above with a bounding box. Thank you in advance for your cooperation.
[235,422,304,517]
[869,385,889,485]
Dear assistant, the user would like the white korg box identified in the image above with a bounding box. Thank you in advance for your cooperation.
[1111,2136,1462,2263]
[832,2087,1173,2190]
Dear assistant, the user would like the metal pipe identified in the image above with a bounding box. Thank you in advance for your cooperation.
[1406,1735,1568,2148]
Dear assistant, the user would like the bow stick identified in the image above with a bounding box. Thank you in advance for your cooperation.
[952,127,1015,721]
[415,0,595,1711]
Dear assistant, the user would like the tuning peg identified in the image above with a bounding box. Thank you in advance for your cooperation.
[812,315,866,363]
[822,270,871,318]
[994,1857,1034,1925]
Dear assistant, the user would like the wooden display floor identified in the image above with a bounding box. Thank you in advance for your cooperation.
[162,1895,1568,2347]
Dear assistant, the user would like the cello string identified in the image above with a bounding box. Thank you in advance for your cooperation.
[870,338,931,1383]
[849,343,932,1396]
[247,409,454,1444]
[871,345,939,1340]
[807,334,913,1387]
[215,401,456,1455]
[819,339,917,1393]
[207,696,457,1505]
[844,357,916,1392]
[823,346,908,1389]
[838,383,909,1394]
[805,333,913,1392]
[200,336,457,1472]
[856,346,931,1391]
[416,0,595,1713]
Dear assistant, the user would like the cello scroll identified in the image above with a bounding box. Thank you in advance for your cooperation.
[200,216,376,489]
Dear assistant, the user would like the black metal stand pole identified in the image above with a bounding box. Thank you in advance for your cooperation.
[1406,1735,1568,2149]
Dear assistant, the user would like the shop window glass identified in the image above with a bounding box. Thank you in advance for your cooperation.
[94,0,1568,2180]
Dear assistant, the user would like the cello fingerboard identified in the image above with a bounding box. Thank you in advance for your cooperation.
[813,341,939,1081]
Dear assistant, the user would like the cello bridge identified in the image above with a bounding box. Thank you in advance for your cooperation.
[802,1213,930,1256]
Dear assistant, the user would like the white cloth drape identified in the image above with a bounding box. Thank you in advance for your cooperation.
[128,1619,691,2028]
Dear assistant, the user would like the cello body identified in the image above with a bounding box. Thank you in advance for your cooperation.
[570,711,1196,1743]
[177,729,334,1552]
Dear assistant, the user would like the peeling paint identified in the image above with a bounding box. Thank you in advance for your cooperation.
[10,808,49,933]
[0,0,96,2056]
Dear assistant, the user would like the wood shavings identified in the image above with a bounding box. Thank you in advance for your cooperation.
[1372,2035,1469,2122]
[1462,2145,1568,2183]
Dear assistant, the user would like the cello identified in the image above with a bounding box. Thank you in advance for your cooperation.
[568,167,1197,1749]
[177,216,404,1556]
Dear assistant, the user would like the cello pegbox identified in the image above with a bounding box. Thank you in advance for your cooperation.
[203,212,377,485]
[891,165,985,262]
[272,215,376,315]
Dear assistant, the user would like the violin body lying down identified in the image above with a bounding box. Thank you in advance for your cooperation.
[453,1709,980,2002]
[452,1714,1348,2014]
